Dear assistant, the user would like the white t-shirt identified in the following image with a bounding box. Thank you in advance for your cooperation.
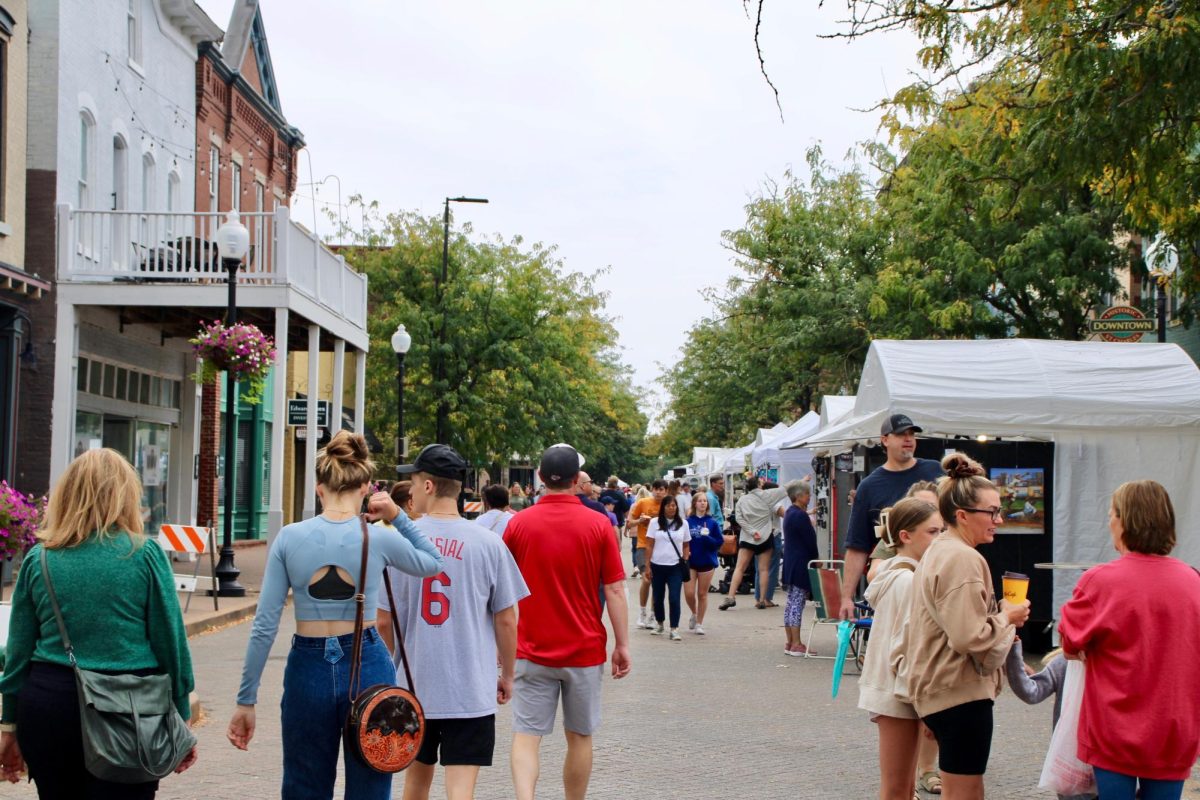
[474,509,514,535]
[677,492,692,518]
[378,516,529,719]
[646,517,692,566]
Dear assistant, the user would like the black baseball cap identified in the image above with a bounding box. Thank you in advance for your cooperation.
[539,443,585,483]
[881,413,923,436]
[396,444,468,480]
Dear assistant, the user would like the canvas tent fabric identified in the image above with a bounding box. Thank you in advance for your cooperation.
[753,411,820,484]
[786,338,1200,616]
[722,424,790,473]
[818,395,855,430]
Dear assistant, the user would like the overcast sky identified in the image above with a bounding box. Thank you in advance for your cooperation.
[198,1,919,425]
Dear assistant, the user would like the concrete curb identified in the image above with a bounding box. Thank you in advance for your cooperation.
[185,601,257,638]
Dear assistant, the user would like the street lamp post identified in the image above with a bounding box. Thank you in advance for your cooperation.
[214,211,249,598]
[391,324,412,463]
[435,196,488,444]
[1145,234,1179,345]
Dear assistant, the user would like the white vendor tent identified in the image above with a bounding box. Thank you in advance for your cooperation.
[753,411,821,484]
[689,447,739,478]
[788,338,1200,614]
[721,424,789,473]
[818,395,856,429]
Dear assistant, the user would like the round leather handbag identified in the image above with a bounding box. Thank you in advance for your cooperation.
[344,518,425,773]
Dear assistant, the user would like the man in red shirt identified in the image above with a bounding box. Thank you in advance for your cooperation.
[503,443,631,800]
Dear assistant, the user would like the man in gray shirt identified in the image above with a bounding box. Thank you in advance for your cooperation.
[379,444,530,800]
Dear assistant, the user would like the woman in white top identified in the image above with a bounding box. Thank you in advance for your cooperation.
[645,496,691,641]
[858,497,943,800]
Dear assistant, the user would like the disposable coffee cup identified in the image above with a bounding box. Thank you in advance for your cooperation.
[1002,571,1030,605]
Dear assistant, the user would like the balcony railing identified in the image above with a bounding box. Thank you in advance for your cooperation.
[56,203,367,330]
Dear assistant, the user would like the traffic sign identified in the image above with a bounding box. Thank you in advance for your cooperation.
[288,398,331,426]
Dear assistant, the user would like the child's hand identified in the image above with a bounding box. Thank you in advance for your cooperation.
[1023,664,1036,676]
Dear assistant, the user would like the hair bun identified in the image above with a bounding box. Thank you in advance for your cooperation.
[325,430,369,464]
[941,453,984,480]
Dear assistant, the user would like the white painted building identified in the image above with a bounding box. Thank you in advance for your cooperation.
[27,0,370,542]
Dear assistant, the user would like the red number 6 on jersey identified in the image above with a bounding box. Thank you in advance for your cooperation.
[421,572,451,625]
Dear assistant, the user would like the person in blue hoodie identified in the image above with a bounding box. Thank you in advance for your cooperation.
[683,491,724,635]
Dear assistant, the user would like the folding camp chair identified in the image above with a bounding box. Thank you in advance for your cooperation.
[805,560,871,667]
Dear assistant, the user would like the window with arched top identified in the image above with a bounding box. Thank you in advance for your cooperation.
[78,112,96,208]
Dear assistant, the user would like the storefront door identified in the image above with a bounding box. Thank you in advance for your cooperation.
[75,411,172,536]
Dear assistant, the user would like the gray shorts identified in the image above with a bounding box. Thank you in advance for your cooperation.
[512,660,603,736]
[633,547,647,571]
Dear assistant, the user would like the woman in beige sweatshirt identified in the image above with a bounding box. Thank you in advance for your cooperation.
[892,454,1030,800]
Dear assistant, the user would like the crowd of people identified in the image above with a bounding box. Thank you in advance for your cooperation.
[2,412,1199,800]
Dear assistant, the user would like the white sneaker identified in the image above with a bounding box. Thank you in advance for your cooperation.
[694,624,706,635]
[651,623,664,635]
[669,629,682,641]
[688,614,697,630]
[636,611,649,629]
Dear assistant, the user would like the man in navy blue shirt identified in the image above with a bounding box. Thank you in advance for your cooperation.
[838,413,943,620]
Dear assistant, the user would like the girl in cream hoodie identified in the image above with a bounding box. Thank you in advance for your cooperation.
[858,497,943,800]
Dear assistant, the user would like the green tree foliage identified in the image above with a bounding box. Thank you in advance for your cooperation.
[657,149,887,453]
[825,0,1200,291]
[342,211,650,481]
[874,101,1125,340]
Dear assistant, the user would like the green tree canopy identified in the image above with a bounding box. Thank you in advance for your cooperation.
[825,0,1200,292]
[343,211,650,482]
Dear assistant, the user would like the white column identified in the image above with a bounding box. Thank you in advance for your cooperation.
[48,300,78,484]
[354,349,366,434]
[302,324,319,519]
[268,307,289,540]
[332,339,345,432]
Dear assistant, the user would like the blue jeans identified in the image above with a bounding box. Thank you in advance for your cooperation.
[756,532,782,602]
[281,628,396,800]
[1093,766,1184,800]
[651,561,686,627]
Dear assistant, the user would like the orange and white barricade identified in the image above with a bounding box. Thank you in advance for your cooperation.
[157,523,216,612]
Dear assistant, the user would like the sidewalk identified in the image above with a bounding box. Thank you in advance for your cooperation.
[181,539,270,637]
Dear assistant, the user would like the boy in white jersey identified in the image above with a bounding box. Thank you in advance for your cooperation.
[377,444,530,800]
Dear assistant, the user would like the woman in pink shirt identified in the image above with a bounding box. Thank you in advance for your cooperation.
[1058,480,1200,800]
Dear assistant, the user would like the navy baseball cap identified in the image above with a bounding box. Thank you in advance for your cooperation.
[397,444,468,480]
[881,414,923,435]
[539,443,585,483]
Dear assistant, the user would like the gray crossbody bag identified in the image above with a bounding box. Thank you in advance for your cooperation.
[39,547,196,783]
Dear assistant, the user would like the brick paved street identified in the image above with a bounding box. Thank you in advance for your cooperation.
[9,576,1200,798]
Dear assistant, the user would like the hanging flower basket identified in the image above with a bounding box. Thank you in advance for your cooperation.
[190,320,277,405]
[0,480,42,561]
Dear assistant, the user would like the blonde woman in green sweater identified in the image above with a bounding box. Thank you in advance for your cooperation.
[0,449,196,797]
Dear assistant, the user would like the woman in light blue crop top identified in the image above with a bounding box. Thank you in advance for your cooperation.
[226,431,442,800]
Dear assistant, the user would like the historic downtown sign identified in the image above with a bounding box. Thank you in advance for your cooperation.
[1087,305,1155,342]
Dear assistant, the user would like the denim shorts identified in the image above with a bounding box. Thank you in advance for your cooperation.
[512,659,603,736]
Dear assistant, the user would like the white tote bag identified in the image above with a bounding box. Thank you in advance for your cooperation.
[1038,659,1097,796]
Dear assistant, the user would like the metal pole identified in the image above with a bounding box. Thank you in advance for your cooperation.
[1157,275,1168,344]
[215,256,246,597]
[396,351,407,459]
[436,198,450,444]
